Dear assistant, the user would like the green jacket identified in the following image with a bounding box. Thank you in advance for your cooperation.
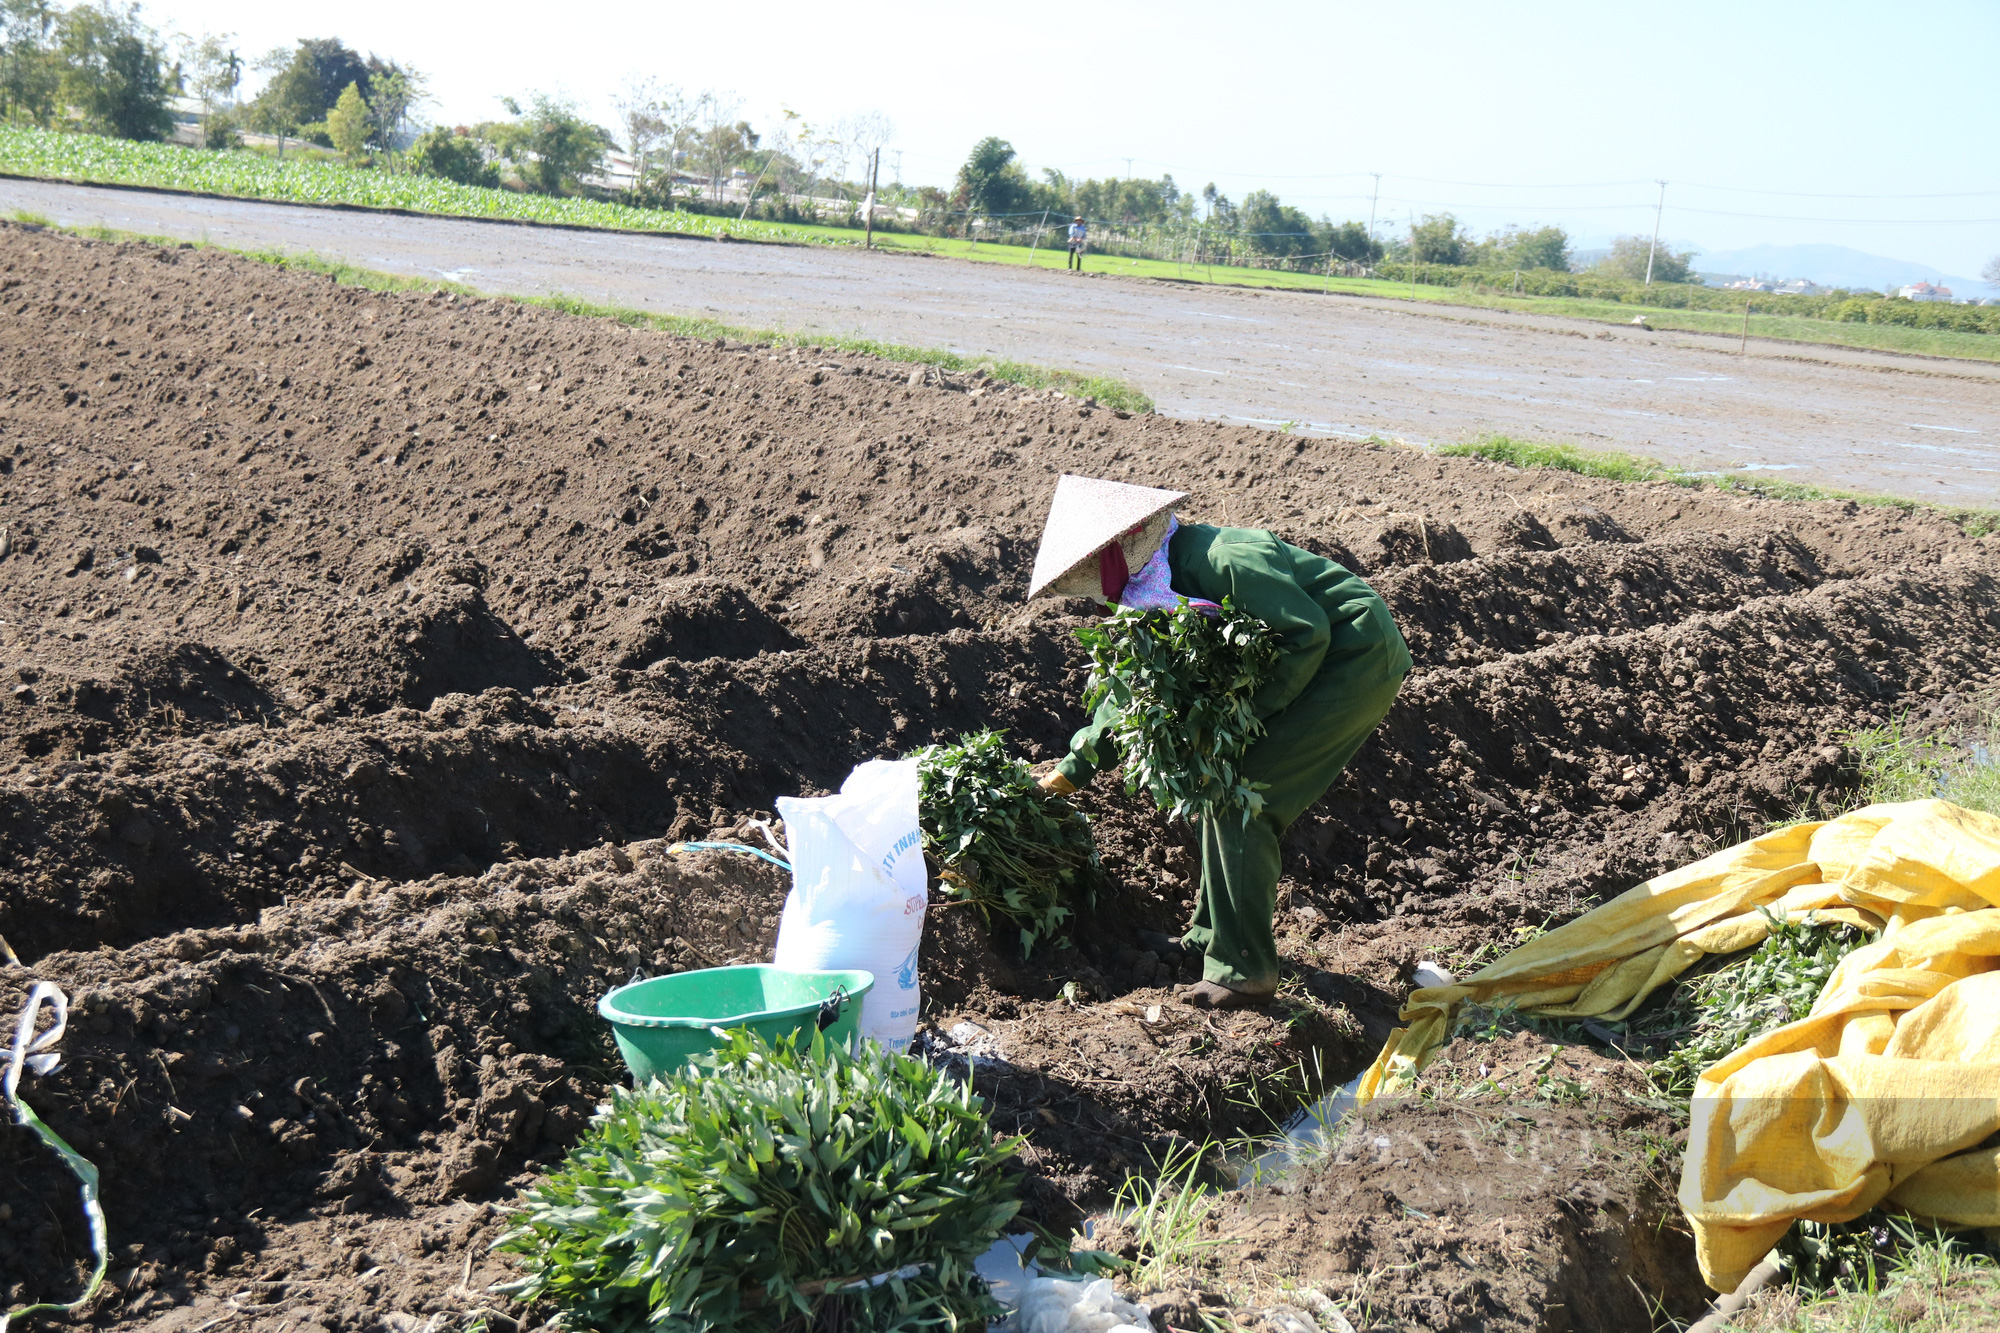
[1057,524,1411,787]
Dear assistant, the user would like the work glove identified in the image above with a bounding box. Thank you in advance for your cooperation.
[1036,769,1077,796]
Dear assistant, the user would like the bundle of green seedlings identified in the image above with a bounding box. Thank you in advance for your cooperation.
[498,1028,1023,1333]
[1075,598,1280,822]
[912,730,1099,955]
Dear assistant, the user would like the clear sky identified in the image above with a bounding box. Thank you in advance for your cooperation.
[157,0,1999,281]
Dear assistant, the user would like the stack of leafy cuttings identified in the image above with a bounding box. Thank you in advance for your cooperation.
[912,729,1100,956]
[1650,906,1872,1099]
[497,1027,1023,1333]
[1075,597,1280,822]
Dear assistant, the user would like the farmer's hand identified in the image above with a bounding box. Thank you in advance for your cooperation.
[1036,767,1077,796]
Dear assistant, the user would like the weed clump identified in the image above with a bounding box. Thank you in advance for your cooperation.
[498,1029,1022,1333]
[1847,707,2000,817]
[1433,433,1683,484]
[912,730,1099,955]
[1106,1141,1224,1291]
[1075,599,1280,822]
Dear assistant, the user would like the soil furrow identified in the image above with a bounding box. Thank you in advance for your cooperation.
[4,223,1998,1331]
[1372,529,1840,666]
[1280,561,2000,935]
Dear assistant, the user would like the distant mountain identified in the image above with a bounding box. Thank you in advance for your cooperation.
[1691,243,1987,294]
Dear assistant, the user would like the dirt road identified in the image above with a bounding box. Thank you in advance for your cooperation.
[5,176,1998,504]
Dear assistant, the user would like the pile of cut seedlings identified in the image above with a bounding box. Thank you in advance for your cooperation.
[1647,906,1871,1099]
[913,730,1099,955]
[499,1028,1023,1332]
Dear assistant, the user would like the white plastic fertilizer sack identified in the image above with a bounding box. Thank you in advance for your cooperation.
[1011,1277,1152,1333]
[773,758,927,1053]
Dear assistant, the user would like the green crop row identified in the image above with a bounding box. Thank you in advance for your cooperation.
[0,126,841,247]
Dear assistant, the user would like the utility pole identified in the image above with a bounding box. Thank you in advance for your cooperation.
[1644,179,1667,287]
[1366,172,1381,241]
[1124,157,1133,180]
[1409,214,1419,300]
[892,150,903,187]
[864,148,879,249]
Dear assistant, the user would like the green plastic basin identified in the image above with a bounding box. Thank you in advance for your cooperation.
[598,964,874,1084]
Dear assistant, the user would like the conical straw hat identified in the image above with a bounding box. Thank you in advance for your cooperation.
[1028,474,1187,598]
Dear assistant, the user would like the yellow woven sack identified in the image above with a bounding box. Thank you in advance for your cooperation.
[1352,800,2000,1291]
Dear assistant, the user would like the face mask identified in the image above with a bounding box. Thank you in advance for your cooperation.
[1115,516,1219,616]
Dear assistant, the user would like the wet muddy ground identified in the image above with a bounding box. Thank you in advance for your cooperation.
[3,223,1999,1330]
[4,177,1999,504]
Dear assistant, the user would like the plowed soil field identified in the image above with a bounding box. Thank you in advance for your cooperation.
[4,223,1999,1332]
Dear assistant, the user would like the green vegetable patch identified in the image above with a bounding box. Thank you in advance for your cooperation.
[1076,599,1280,822]
[0,126,832,246]
[498,1028,1023,1332]
[912,730,1100,956]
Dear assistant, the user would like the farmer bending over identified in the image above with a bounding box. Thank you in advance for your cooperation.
[1067,215,1087,271]
[1030,476,1410,1009]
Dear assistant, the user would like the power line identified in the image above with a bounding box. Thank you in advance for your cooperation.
[1672,182,2000,200]
[891,151,1998,207]
[808,147,2000,234]
[1378,173,1652,190]
[1213,191,2000,225]
[1669,205,2000,225]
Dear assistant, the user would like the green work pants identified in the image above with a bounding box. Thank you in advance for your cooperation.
[1183,659,1406,990]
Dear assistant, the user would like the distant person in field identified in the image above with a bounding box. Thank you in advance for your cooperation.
[1067,216,1087,271]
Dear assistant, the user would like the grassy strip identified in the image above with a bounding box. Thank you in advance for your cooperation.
[1431,433,2000,535]
[1432,435,1676,485]
[13,127,2000,366]
[251,244,1157,411]
[1739,1223,2000,1332]
[821,233,2000,363]
[211,236,1989,506]
[8,216,1155,413]
[528,292,1154,413]
[1475,293,2000,364]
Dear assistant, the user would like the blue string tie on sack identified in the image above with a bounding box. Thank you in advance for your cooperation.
[666,840,792,871]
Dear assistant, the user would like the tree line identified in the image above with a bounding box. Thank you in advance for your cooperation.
[15,9,1979,297]
[1,0,177,140]
[0,6,894,214]
[0,4,422,159]
[0,3,1775,279]
[936,136,1631,276]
